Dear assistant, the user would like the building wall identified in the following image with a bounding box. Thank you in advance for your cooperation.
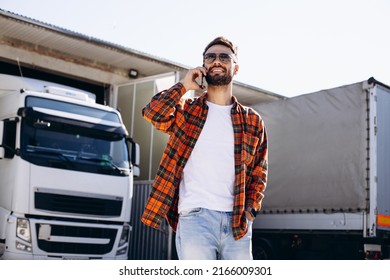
[115,74,175,181]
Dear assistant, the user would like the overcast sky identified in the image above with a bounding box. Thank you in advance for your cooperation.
[1,0,389,97]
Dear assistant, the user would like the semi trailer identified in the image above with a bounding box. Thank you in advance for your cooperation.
[252,78,390,259]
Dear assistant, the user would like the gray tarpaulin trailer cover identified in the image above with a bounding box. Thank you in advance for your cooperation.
[252,81,368,213]
[249,78,390,259]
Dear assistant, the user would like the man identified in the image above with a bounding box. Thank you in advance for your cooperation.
[141,36,268,260]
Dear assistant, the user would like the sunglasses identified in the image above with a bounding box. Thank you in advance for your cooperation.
[203,53,236,64]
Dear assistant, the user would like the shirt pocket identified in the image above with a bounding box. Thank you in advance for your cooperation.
[242,133,259,166]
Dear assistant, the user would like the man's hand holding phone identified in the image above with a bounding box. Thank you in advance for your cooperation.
[180,67,207,91]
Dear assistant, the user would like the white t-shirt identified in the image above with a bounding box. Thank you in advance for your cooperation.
[178,101,235,213]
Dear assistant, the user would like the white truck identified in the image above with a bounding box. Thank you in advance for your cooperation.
[0,74,139,259]
[252,78,390,259]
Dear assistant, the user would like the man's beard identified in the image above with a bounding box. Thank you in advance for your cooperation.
[205,69,233,86]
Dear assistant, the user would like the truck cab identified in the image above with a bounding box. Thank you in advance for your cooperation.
[0,74,139,259]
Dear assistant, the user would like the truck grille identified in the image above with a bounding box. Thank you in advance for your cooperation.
[35,223,117,254]
[35,192,122,216]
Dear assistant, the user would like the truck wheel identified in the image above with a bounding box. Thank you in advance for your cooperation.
[252,240,274,260]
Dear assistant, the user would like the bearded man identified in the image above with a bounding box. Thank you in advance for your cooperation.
[141,36,268,260]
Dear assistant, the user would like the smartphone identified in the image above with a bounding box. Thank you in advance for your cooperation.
[197,65,206,89]
[198,74,205,89]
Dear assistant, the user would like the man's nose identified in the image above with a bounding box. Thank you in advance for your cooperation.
[212,57,223,64]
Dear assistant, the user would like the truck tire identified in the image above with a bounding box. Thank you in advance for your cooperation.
[252,239,274,260]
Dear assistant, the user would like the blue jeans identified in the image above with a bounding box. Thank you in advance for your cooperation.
[175,208,253,260]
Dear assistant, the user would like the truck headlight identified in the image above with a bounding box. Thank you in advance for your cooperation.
[117,225,130,255]
[118,225,130,247]
[16,218,31,243]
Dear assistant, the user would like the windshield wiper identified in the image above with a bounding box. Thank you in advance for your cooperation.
[27,149,75,167]
[77,156,128,175]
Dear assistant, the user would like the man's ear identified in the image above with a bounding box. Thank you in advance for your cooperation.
[234,64,239,75]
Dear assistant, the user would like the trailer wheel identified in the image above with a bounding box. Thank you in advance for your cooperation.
[252,239,274,260]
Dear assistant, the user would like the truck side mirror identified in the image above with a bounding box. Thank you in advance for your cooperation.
[127,137,140,177]
[0,119,18,159]
[132,142,140,177]
[0,121,4,159]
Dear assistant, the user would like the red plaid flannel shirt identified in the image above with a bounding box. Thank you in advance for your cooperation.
[141,82,268,240]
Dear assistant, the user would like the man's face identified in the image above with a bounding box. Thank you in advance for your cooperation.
[203,45,238,86]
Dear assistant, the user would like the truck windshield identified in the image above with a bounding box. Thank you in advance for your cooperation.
[19,97,130,176]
